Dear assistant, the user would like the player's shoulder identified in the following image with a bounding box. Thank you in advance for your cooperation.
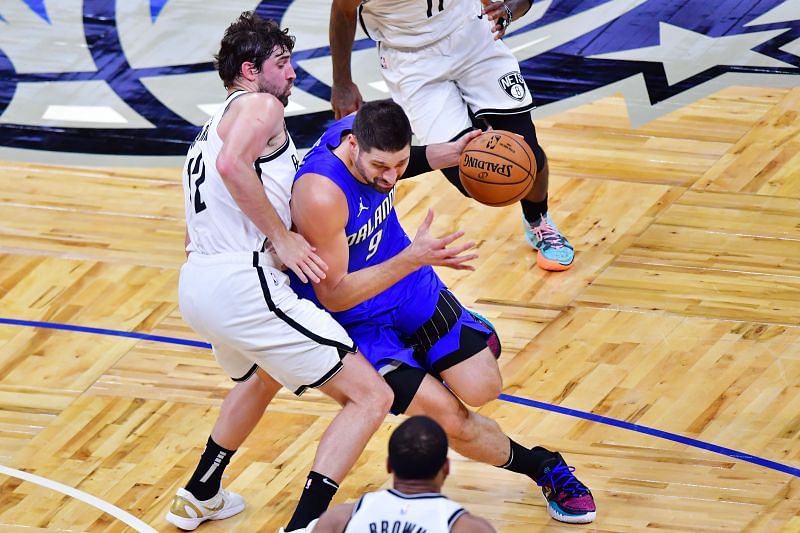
[294,172,348,217]
[451,511,496,533]
[228,92,283,117]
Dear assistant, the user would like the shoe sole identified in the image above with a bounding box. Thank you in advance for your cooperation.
[536,253,574,272]
[545,501,596,524]
[524,235,574,272]
[165,501,245,531]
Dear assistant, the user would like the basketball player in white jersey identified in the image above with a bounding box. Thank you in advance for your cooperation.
[165,12,393,532]
[167,12,479,532]
[330,0,577,272]
[315,416,495,533]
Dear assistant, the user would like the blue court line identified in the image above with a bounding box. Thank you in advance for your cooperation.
[0,317,211,349]
[2,316,798,478]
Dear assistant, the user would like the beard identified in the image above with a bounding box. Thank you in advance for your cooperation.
[354,157,393,194]
[257,79,291,107]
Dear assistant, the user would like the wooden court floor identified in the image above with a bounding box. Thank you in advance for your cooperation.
[1,87,799,532]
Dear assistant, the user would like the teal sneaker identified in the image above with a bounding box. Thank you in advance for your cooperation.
[523,214,574,271]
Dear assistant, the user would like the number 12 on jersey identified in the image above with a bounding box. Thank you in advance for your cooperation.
[187,152,207,214]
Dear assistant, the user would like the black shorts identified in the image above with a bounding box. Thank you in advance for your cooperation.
[383,325,491,415]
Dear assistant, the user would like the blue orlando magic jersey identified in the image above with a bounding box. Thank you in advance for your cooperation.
[289,115,442,334]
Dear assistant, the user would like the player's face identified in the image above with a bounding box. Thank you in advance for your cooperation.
[354,146,410,194]
[255,47,295,106]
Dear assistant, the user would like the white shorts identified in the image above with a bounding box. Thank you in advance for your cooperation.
[378,15,535,144]
[178,251,355,395]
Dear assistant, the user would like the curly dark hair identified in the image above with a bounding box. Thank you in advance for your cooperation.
[214,11,295,89]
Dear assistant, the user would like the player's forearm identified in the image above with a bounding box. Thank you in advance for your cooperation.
[424,142,464,170]
[319,252,419,312]
[511,0,534,20]
[219,164,290,244]
[330,0,359,84]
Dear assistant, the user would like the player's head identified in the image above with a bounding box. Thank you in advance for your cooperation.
[349,100,412,193]
[215,11,296,105]
[388,416,449,486]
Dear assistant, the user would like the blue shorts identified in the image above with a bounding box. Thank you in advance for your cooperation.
[347,289,492,376]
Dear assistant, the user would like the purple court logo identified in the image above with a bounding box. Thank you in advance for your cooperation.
[0,0,798,162]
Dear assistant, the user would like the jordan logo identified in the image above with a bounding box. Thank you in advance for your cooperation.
[357,197,369,217]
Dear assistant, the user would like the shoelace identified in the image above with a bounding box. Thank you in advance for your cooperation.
[532,218,566,250]
[537,463,588,497]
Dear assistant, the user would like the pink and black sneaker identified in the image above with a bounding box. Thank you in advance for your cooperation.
[536,453,596,524]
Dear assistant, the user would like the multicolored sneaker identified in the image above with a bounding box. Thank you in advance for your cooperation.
[165,487,245,530]
[467,309,502,359]
[535,453,596,524]
[523,214,575,271]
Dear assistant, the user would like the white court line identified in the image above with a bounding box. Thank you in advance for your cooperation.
[42,105,129,124]
[0,463,158,533]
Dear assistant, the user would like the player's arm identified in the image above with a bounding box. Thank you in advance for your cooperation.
[481,0,534,39]
[330,0,364,118]
[403,130,483,179]
[292,174,477,312]
[451,511,496,533]
[313,503,355,533]
[216,94,327,283]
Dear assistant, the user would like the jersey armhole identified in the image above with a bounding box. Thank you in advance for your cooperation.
[447,508,466,530]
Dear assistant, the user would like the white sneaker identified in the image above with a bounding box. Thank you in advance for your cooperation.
[278,518,318,533]
[165,487,245,530]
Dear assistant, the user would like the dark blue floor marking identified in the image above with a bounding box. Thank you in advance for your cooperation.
[1,316,797,478]
[0,317,210,349]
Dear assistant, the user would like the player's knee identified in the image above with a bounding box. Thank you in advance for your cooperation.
[484,112,547,172]
[360,379,394,423]
[458,376,502,407]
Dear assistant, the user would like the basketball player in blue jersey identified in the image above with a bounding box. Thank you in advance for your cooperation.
[330,0,576,272]
[289,100,596,525]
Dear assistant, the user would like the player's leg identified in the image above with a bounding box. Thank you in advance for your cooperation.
[398,371,595,524]
[264,287,392,532]
[166,348,272,530]
[483,112,573,271]
[405,288,595,523]
[281,350,392,532]
[209,367,280,450]
[455,17,574,271]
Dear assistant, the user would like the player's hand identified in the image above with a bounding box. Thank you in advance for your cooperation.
[450,129,484,163]
[331,80,364,119]
[481,0,513,40]
[407,209,478,271]
[273,231,329,283]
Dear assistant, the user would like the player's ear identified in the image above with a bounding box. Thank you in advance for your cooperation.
[240,61,258,81]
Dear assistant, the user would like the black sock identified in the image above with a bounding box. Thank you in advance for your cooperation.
[499,440,557,481]
[285,471,339,530]
[184,436,235,501]
[521,195,548,223]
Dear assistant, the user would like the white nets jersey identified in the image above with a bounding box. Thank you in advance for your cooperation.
[183,90,300,255]
[344,489,465,533]
[358,0,480,49]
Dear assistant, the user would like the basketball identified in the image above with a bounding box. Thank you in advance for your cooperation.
[458,130,536,207]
